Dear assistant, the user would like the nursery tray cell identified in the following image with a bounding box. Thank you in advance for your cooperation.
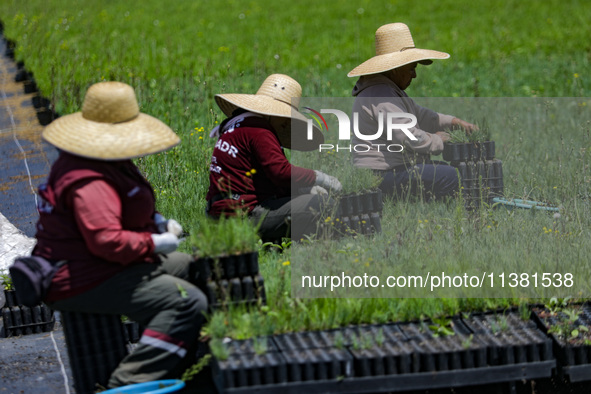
[225,337,278,356]
[61,311,129,394]
[282,348,354,382]
[1,304,55,338]
[214,352,287,389]
[274,330,337,351]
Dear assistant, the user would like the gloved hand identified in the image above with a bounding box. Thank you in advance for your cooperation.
[154,213,183,237]
[314,170,342,193]
[298,186,329,195]
[151,233,180,254]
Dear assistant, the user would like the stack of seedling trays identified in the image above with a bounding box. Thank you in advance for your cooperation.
[1,288,55,337]
[61,311,131,394]
[334,189,383,237]
[443,141,503,208]
[211,310,554,393]
[531,302,591,383]
[191,252,266,311]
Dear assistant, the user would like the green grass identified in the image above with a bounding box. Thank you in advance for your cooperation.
[0,0,590,341]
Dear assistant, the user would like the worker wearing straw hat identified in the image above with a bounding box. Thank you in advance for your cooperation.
[348,23,477,200]
[33,82,207,387]
[207,73,342,241]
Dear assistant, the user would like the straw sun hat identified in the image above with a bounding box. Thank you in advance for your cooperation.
[348,23,450,77]
[43,81,180,160]
[215,74,323,151]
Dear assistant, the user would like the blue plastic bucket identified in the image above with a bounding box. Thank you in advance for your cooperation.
[101,379,185,394]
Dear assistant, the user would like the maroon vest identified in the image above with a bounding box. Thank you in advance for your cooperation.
[33,152,158,300]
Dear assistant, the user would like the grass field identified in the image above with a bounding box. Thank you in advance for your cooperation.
[0,0,590,345]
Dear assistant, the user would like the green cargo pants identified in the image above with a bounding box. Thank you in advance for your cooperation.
[49,252,207,387]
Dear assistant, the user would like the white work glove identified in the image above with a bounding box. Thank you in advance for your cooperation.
[154,213,183,237]
[298,186,329,195]
[151,233,180,254]
[314,170,342,193]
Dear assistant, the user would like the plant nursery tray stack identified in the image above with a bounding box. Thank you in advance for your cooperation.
[442,141,503,208]
[191,251,266,311]
[1,288,55,337]
[334,189,383,237]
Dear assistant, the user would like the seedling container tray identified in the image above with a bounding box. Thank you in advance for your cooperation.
[334,191,383,237]
[205,274,266,311]
[216,362,555,393]
[194,252,259,281]
[224,337,279,356]
[61,311,130,394]
[443,141,495,162]
[1,303,55,338]
[213,313,555,393]
[531,303,591,382]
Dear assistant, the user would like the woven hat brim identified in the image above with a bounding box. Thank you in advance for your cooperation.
[348,48,450,77]
[43,112,180,160]
[215,94,324,151]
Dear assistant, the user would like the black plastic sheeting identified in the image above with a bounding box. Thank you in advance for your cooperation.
[0,324,75,393]
[0,34,70,393]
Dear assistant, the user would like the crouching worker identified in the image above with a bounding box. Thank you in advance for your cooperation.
[33,82,207,388]
[348,23,478,201]
[206,74,341,242]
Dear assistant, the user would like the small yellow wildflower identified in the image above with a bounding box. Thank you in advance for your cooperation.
[282,261,290,266]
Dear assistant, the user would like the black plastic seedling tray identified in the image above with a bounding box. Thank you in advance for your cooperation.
[2,290,55,338]
[190,252,266,311]
[213,312,556,393]
[60,311,129,394]
[335,190,383,236]
[531,303,591,382]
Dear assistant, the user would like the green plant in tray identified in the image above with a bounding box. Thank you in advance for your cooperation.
[447,128,469,144]
[0,270,14,291]
[190,214,260,258]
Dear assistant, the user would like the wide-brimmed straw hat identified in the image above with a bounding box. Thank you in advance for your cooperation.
[43,81,180,160]
[215,74,323,151]
[348,23,450,77]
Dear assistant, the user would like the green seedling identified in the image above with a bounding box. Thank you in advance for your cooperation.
[182,354,212,382]
[461,334,474,349]
[429,317,455,337]
[253,337,268,355]
[375,328,385,347]
[447,128,469,143]
[209,339,230,361]
[0,270,14,291]
[333,331,345,350]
